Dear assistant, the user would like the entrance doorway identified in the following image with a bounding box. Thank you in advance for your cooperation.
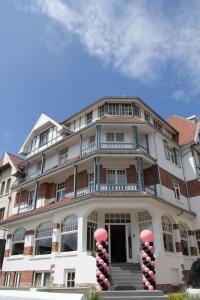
[110,225,126,263]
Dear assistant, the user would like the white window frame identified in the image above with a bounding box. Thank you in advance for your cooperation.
[65,269,76,288]
[0,181,5,195]
[173,179,181,200]
[138,211,152,233]
[39,129,49,147]
[56,182,66,201]
[59,148,68,165]
[34,271,51,287]
[5,272,11,287]
[106,132,124,142]
[162,216,174,252]
[12,228,25,255]
[179,223,189,256]
[28,191,34,207]
[107,169,126,185]
[60,215,78,253]
[86,111,93,125]
[89,135,95,146]
[87,211,98,251]
[35,222,53,255]
[5,178,11,194]
[144,112,150,122]
[13,272,21,288]
[121,103,132,115]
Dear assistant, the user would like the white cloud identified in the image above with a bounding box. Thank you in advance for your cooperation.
[18,0,200,99]
[172,89,191,104]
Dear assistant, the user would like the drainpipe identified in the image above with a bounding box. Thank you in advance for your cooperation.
[153,132,163,198]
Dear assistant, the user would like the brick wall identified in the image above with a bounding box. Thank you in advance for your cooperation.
[76,171,88,189]
[20,271,34,287]
[99,165,106,183]
[144,165,159,186]
[66,175,74,193]
[187,179,200,197]
[37,183,49,199]
[14,191,29,207]
[126,165,136,184]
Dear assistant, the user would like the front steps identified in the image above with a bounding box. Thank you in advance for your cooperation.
[100,263,168,300]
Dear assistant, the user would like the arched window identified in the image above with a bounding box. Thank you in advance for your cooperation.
[61,215,78,252]
[138,211,152,232]
[35,221,53,255]
[179,223,189,256]
[87,211,97,251]
[162,216,174,252]
[12,228,25,255]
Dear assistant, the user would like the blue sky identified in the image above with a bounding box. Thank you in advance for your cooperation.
[1,0,200,157]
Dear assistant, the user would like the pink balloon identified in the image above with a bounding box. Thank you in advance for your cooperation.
[144,267,149,272]
[94,228,108,242]
[145,242,150,247]
[150,248,154,254]
[98,245,103,251]
[102,249,107,254]
[145,281,150,287]
[105,241,109,245]
[143,278,147,283]
[140,230,154,243]
[146,256,151,262]
[103,263,107,268]
[96,270,101,276]
[97,286,102,291]
[149,270,153,276]
[148,285,154,290]
[105,253,109,258]
[104,278,108,284]
[99,259,104,265]
[142,253,148,259]
[100,274,105,280]
[96,242,100,247]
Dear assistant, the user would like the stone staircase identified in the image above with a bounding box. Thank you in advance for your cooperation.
[100,263,168,300]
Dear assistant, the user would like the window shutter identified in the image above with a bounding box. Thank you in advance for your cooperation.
[163,140,170,160]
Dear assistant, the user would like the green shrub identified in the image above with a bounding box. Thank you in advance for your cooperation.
[91,250,96,258]
[168,293,186,300]
[87,288,101,300]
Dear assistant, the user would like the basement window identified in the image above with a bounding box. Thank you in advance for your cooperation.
[65,269,75,288]
[34,272,50,287]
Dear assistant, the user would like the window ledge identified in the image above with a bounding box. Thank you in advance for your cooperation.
[54,251,78,258]
[7,255,24,261]
[29,255,51,261]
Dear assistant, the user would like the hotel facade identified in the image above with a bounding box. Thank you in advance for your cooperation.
[0,97,200,290]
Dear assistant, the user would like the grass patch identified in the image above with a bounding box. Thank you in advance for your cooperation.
[168,293,187,300]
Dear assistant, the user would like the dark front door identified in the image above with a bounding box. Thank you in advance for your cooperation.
[110,225,126,263]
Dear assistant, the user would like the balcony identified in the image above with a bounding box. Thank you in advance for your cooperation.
[18,204,34,214]
[80,142,148,156]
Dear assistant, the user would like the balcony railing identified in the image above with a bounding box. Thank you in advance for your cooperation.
[100,142,136,150]
[98,184,139,192]
[76,185,94,196]
[18,204,34,213]
[81,145,97,156]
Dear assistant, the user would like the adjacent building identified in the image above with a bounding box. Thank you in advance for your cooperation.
[0,97,200,290]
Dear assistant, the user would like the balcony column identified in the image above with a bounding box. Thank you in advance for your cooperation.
[93,157,97,191]
[96,125,101,149]
[24,230,35,255]
[80,134,82,156]
[136,157,144,191]
[188,230,198,256]
[173,224,182,252]
[17,188,22,214]
[150,209,164,254]
[73,163,77,198]
[33,180,39,209]
[133,126,138,149]
[41,152,46,174]
[52,223,61,253]
[145,134,149,154]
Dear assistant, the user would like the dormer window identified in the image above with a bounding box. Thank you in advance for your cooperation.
[86,111,93,125]
[39,129,49,147]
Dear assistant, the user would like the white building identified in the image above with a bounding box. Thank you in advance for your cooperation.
[0,97,200,291]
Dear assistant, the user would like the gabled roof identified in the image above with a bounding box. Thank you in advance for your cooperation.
[168,115,198,145]
[0,152,23,175]
[19,113,67,155]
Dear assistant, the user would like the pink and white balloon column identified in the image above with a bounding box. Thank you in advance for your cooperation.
[140,230,156,291]
[94,228,110,291]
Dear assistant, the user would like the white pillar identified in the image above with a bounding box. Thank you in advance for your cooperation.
[150,209,164,255]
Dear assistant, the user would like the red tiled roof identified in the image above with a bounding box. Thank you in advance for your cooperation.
[7,153,23,167]
[168,115,197,145]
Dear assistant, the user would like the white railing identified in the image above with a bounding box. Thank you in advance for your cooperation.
[65,192,74,198]
[98,184,139,192]
[81,145,97,156]
[101,143,135,150]
[76,186,94,196]
[18,204,34,213]
[144,185,155,195]
[138,144,148,153]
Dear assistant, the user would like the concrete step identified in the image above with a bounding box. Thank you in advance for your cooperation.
[102,296,168,300]
[100,290,168,300]
[112,274,142,278]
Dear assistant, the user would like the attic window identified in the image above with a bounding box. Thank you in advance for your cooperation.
[39,129,49,147]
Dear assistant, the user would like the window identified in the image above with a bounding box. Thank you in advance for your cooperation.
[154,120,163,131]
[144,112,150,122]
[135,105,141,117]
[116,133,124,142]
[12,228,25,255]
[35,222,53,255]
[162,216,174,252]
[106,132,124,142]
[56,182,66,201]
[39,129,49,147]
[87,211,97,251]
[107,170,126,185]
[121,103,132,115]
[138,211,152,232]
[108,103,120,115]
[37,160,42,173]
[0,181,5,195]
[163,140,181,167]
[89,135,95,146]
[61,215,78,252]
[59,148,68,165]
[179,223,189,256]
[86,111,93,125]
[65,270,75,288]
[173,180,180,200]
[5,178,11,194]
[98,104,105,117]
[0,208,5,220]
[34,272,50,287]
[13,272,21,288]
[106,132,115,142]
[89,173,94,187]
[28,191,34,207]
[105,213,131,223]
[195,230,200,254]
[5,272,11,287]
